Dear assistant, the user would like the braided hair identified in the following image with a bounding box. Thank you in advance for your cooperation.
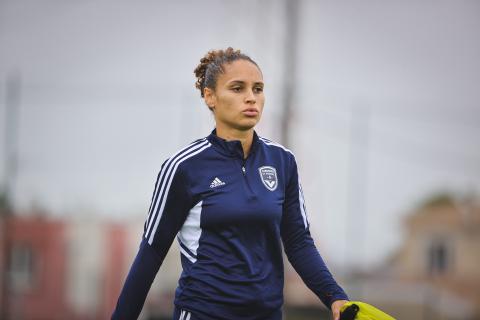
[194,47,260,100]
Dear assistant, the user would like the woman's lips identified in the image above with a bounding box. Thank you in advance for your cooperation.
[242,109,258,117]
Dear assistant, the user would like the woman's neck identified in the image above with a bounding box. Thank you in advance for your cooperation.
[215,126,254,159]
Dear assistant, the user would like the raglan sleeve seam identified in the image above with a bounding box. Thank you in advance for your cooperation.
[177,163,195,206]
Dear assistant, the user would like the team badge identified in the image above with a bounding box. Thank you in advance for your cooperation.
[258,166,278,191]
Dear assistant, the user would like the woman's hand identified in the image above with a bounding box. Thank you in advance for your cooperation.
[331,299,349,320]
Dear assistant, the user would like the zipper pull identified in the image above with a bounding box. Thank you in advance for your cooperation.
[242,166,246,175]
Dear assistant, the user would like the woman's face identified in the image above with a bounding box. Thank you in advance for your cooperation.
[204,59,265,132]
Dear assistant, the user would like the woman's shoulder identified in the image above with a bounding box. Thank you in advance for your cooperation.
[159,136,212,172]
[257,135,295,158]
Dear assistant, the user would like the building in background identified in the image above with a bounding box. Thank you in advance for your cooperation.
[388,193,480,319]
[345,194,480,320]
[1,214,69,320]
[1,213,128,320]
[0,212,184,320]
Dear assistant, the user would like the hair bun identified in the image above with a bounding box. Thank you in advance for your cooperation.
[194,47,257,98]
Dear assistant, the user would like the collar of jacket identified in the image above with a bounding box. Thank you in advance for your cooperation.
[207,128,260,159]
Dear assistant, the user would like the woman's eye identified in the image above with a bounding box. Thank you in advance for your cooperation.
[232,87,241,92]
[254,87,263,93]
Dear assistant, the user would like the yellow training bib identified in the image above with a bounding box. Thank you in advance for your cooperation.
[340,301,396,320]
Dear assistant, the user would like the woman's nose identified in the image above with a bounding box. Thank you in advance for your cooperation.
[245,89,256,104]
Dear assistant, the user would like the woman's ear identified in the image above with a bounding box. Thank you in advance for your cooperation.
[204,87,216,111]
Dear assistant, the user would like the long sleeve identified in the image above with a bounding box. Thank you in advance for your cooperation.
[111,161,194,320]
[111,239,162,320]
[280,156,348,309]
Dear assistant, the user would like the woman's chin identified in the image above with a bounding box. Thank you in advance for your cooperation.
[217,117,260,132]
[236,121,258,131]
[240,117,261,129]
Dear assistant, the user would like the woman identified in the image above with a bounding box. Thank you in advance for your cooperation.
[112,47,349,320]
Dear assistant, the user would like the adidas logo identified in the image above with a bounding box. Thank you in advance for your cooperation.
[210,177,226,188]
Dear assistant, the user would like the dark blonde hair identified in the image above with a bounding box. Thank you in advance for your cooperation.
[194,47,260,98]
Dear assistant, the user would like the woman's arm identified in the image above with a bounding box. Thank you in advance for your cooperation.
[280,155,349,309]
[111,161,194,319]
[111,239,162,319]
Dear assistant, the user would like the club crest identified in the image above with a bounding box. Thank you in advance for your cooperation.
[258,166,278,191]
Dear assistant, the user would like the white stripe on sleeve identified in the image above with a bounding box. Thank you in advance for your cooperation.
[148,143,211,244]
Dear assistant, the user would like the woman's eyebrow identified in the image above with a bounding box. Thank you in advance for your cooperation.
[227,80,264,86]
[228,80,245,85]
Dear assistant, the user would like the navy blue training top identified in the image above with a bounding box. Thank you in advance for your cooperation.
[112,130,348,320]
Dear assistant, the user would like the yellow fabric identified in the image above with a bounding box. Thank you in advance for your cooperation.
[340,301,396,320]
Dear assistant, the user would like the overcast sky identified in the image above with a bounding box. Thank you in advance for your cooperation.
[1,0,479,269]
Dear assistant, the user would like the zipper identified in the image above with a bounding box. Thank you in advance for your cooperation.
[239,154,255,197]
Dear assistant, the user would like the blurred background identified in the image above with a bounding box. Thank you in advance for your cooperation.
[0,0,479,319]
